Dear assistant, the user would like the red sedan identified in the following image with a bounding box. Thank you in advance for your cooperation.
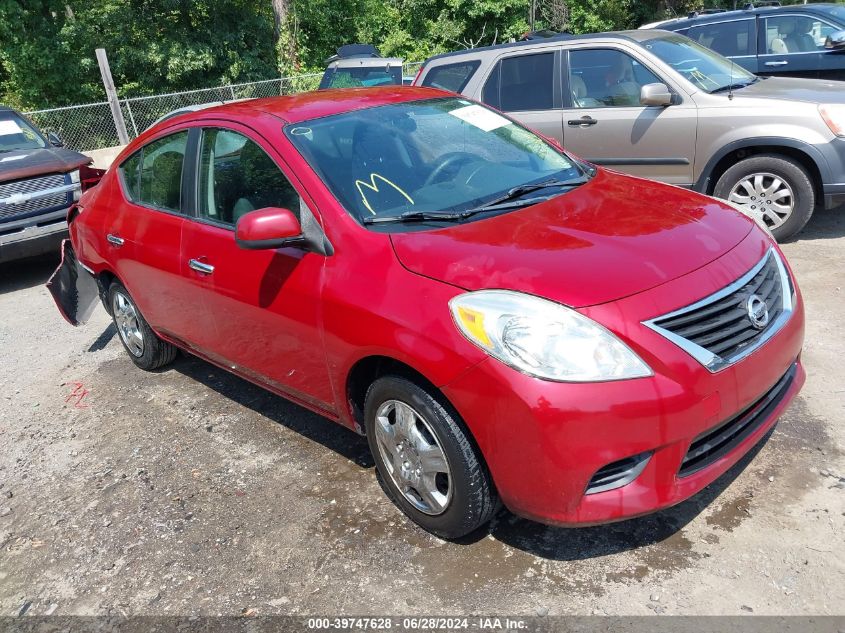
[49,87,804,539]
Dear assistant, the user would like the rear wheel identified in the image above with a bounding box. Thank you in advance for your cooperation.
[714,154,814,242]
[364,375,497,539]
[108,282,177,371]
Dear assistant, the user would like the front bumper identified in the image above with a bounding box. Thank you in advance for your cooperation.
[442,232,805,526]
[0,208,68,264]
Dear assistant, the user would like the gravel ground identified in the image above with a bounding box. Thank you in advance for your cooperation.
[0,209,843,618]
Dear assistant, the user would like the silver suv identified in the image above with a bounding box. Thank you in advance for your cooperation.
[415,30,845,240]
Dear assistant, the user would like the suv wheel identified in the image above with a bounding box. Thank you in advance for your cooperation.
[109,282,178,371]
[364,375,498,539]
[714,154,814,242]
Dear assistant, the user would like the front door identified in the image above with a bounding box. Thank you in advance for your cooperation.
[178,125,335,413]
[561,47,698,186]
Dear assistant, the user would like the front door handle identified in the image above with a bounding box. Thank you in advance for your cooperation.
[106,234,124,247]
[188,259,214,275]
[568,116,598,127]
[764,60,788,67]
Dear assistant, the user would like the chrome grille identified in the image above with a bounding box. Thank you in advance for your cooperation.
[644,249,794,372]
[0,173,68,222]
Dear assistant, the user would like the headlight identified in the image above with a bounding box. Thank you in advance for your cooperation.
[69,169,82,201]
[449,290,652,382]
[819,104,845,138]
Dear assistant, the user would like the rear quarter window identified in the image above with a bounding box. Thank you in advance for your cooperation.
[421,61,481,93]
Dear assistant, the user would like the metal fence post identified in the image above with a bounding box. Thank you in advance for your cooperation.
[123,100,139,137]
[96,48,130,145]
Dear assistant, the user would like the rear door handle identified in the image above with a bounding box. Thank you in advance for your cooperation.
[764,60,788,67]
[568,116,598,127]
[188,258,214,275]
[106,234,124,247]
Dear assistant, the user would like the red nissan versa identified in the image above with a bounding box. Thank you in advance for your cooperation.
[48,87,805,539]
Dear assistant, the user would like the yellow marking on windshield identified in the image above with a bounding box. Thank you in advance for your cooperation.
[355,173,414,215]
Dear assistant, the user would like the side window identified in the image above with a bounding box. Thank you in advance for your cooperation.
[119,130,188,212]
[421,61,481,93]
[198,128,302,226]
[482,52,554,112]
[119,151,142,201]
[689,20,755,57]
[568,49,662,108]
[765,15,833,54]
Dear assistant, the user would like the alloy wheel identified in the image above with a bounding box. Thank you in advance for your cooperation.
[112,291,145,357]
[727,172,794,231]
[373,399,453,515]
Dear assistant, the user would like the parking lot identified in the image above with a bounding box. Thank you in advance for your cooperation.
[0,208,843,617]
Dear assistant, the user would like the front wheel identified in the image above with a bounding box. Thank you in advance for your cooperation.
[364,376,498,539]
[108,282,178,371]
[713,154,814,242]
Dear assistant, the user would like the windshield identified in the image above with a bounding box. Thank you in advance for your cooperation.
[0,111,47,153]
[642,34,757,93]
[285,97,582,227]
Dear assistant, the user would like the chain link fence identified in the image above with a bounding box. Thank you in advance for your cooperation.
[24,62,423,153]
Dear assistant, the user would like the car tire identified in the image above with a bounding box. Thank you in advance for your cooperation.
[108,281,178,371]
[364,375,498,539]
[714,154,814,242]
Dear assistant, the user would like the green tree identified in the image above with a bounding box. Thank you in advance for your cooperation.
[0,0,278,109]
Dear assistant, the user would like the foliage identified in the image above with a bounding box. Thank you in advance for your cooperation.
[0,0,827,110]
[0,0,278,109]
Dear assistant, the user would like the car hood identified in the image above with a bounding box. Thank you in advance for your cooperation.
[0,147,90,183]
[390,170,754,308]
[733,76,845,104]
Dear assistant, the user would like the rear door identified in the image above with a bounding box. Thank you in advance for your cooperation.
[108,130,191,340]
[560,45,697,186]
[178,122,335,413]
[478,50,564,143]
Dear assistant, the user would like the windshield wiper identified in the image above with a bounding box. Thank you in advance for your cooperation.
[361,210,466,225]
[710,78,757,94]
[361,176,590,225]
[463,176,589,215]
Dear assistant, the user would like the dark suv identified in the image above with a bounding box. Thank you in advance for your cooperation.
[0,106,94,263]
[646,3,845,80]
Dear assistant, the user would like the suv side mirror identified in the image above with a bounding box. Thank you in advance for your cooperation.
[640,83,673,107]
[47,131,64,147]
[825,30,845,51]
[235,207,305,250]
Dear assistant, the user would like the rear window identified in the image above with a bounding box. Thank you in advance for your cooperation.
[322,66,402,89]
[421,61,481,93]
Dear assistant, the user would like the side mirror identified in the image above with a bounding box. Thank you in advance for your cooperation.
[825,30,845,51]
[640,83,673,107]
[47,131,64,147]
[235,207,304,250]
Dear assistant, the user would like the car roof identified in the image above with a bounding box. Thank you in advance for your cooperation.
[158,86,450,128]
[655,3,844,30]
[423,30,662,64]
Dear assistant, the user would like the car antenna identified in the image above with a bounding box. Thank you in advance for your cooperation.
[728,60,735,100]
